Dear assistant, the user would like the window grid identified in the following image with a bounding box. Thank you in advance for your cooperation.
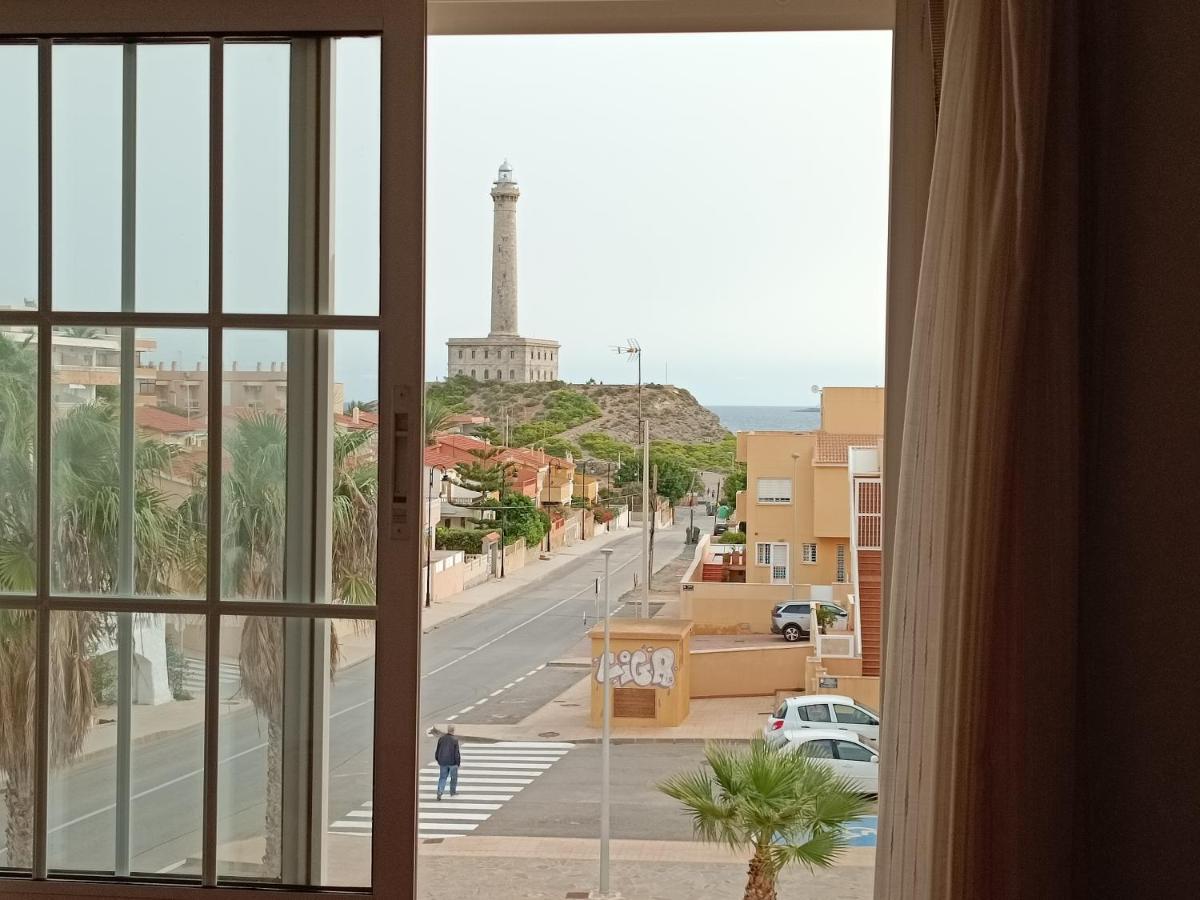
[755,542,772,565]
[0,36,382,891]
[802,542,818,564]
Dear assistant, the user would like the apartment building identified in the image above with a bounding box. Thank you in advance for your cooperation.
[737,387,883,590]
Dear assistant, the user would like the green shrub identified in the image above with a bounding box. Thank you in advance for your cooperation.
[436,527,486,555]
[91,654,117,706]
[577,431,635,462]
[165,630,192,701]
[716,530,746,544]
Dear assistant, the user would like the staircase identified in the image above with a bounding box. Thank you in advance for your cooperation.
[857,549,883,676]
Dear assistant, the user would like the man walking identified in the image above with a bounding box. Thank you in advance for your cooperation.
[435,724,461,800]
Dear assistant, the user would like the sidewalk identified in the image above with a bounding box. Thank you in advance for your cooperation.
[413,837,874,900]
[422,520,676,633]
[446,674,773,744]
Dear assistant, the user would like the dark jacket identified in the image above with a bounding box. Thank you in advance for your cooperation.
[435,733,461,767]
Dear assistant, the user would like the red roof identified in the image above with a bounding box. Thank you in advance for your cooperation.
[424,435,543,496]
[813,432,882,466]
[136,406,205,434]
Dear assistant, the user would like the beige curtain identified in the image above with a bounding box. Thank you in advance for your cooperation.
[876,1,1078,897]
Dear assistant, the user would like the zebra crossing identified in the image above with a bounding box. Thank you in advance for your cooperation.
[329,741,574,840]
[181,657,242,699]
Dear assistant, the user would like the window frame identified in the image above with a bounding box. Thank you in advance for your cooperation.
[1,0,928,896]
[0,3,423,897]
[755,476,793,504]
[801,541,818,564]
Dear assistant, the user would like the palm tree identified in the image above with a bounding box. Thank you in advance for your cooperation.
[331,428,377,605]
[424,395,455,445]
[204,412,378,875]
[659,738,870,900]
[1,334,184,867]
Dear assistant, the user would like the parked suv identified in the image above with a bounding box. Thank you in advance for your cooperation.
[770,601,848,641]
[763,694,880,746]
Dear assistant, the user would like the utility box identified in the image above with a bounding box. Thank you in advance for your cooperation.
[589,618,693,727]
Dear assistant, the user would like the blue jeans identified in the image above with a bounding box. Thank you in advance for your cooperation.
[437,764,458,796]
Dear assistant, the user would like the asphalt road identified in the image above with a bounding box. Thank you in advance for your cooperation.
[0,514,701,877]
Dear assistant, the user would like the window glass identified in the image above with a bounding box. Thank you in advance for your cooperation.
[801,702,831,723]
[0,45,38,310]
[52,45,122,311]
[774,702,788,720]
[47,611,206,876]
[217,616,375,887]
[834,703,873,726]
[223,43,290,314]
[0,610,36,873]
[0,324,37,593]
[221,329,378,605]
[834,740,875,763]
[332,38,380,315]
[50,326,207,598]
[135,44,209,312]
[800,739,835,759]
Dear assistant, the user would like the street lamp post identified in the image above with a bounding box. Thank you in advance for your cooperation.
[591,547,622,900]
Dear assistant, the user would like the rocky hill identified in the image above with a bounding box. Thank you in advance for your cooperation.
[431,379,729,446]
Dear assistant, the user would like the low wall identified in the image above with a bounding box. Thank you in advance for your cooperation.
[805,655,880,708]
[681,583,801,634]
[690,644,814,698]
[462,554,488,589]
[503,538,526,574]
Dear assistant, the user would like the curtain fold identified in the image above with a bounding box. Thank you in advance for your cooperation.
[876,1,1078,897]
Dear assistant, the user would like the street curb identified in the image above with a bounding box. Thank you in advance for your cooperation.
[430,730,753,746]
[74,706,214,765]
[420,529,640,634]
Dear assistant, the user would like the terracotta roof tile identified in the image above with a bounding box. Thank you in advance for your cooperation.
[136,406,205,434]
[813,432,882,466]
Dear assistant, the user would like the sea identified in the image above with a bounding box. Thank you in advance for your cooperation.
[706,405,822,434]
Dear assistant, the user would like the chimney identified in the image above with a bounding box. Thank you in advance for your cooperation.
[353,407,360,423]
[231,361,238,372]
[270,362,277,372]
[195,362,201,371]
[170,361,177,372]
[157,361,163,371]
[256,362,262,372]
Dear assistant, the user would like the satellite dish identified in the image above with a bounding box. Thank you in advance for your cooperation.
[810,384,821,394]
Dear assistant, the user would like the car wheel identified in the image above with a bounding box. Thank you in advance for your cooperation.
[782,624,803,642]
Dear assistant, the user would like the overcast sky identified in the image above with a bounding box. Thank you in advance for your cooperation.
[1,32,891,407]
[428,32,892,405]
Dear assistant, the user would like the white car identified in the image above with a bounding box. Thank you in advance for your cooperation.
[781,729,880,794]
[763,694,880,746]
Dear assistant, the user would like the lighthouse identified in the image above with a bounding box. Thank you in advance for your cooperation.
[446,162,561,384]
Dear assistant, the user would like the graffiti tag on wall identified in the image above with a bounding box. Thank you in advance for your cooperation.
[594,645,677,689]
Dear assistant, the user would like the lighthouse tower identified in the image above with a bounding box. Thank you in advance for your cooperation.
[489,160,520,336]
[446,162,561,384]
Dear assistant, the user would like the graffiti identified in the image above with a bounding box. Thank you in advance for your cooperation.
[594,645,676,689]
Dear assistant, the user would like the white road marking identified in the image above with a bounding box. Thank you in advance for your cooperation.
[421,550,638,679]
[445,714,458,721]
[458,706,475,714]
[417,806,501,816]
[489,689,504,697]
[333,743,575,838]
[156,859,188,874]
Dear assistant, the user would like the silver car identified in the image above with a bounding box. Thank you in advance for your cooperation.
[770,600,848,641]
[764,694,881,746]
